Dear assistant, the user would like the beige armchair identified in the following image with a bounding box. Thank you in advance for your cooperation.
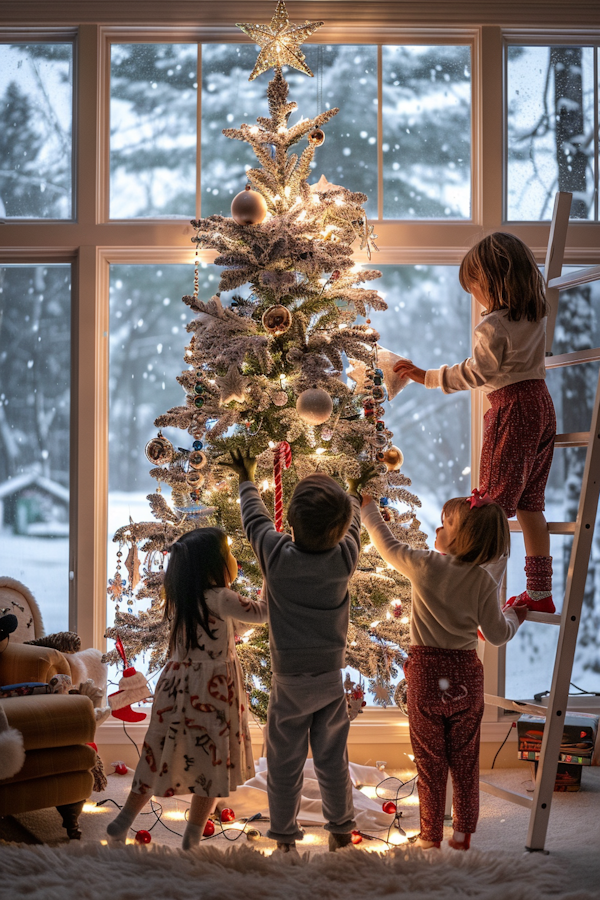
[0,642,96,839]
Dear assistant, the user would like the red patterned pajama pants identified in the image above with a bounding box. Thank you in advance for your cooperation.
[479,379,556,519]
[405,646,484,842]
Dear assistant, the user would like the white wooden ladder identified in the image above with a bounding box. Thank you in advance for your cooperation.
[480,192,600,851]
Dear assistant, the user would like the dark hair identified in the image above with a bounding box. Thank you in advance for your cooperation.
[459,232,547,322]
[441,496,510,567]
[287,472,353,553]
[163,527,230,655]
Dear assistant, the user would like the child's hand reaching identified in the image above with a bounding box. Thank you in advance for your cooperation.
[511,601,529,625]
[347,464,377,498]
[392,359,426,385]
[221,448,257,484]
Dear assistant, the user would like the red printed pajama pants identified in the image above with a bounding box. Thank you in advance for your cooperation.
[405,646,484,842]
[479,379,556,519]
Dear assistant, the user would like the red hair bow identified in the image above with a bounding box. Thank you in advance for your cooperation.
[467,488,493,509]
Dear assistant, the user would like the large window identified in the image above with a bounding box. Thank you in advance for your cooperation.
[0,264,71,633]
[1,10,599,711]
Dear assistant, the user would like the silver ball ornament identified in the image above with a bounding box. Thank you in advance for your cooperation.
[231,185,267,225]
[296,388,333,425]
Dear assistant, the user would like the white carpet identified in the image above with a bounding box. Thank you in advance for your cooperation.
[0,839,589,900]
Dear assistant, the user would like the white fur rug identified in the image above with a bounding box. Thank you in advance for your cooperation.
[0,840,593,900]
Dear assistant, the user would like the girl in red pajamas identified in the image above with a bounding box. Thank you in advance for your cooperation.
[394,232,556,614]
[361,491,527,850]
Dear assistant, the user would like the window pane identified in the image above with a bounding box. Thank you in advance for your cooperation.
[107,264,215,642]
[382,45,471,219]
[201,44,378,219]
[0,265,71,633]
[507,46,596,221]
[0,44,73,219]
[110,44,197,218]
[368,265,471,537]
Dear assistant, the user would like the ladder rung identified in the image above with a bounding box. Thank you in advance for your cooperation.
[479,780,533,809]
[526,610,562,625]
[509,521,576,534]
[555,432,590,447]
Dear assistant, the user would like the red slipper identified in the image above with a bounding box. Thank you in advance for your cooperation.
[448,833,471,851]
[504,591,555,615]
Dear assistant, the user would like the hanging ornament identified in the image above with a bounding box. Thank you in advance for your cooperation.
[374,433,388,448]
[215,365,249,404]
[145,433,173,466]
[187,471,205,489]
[344,673,366,721]
[308,128,325,147]
[346,358,368,392]
[124,544,141,592]
[231,185,267,225]
[296,387,333,425]
[272,441,292,532]
[262,304,292,336]
[193,440,204,450]
[189,449,207,469]
[272,391,288,407]
[382,446,404,471]
[321,426,333,441]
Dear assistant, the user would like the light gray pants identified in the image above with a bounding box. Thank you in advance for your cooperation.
[265,670,356,843]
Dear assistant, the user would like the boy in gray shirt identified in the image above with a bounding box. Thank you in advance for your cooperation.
[225,449,364,853]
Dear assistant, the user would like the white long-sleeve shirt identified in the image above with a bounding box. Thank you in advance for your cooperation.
[362,500,520,651]
[424,310,547,395]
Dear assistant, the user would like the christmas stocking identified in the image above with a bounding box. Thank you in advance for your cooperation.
[108,666,151,722]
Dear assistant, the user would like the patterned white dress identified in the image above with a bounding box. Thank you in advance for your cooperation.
[131,587,267,798]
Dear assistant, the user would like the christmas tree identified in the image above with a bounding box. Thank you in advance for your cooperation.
[105,1,427,721]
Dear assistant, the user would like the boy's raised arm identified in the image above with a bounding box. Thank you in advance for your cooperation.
[221,449,282,571]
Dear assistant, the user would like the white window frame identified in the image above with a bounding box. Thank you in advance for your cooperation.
[1,6,599,731]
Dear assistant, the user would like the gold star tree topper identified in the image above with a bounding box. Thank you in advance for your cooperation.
[237,0,324,81]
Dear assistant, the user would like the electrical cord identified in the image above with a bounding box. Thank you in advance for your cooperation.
[491,721,516,769]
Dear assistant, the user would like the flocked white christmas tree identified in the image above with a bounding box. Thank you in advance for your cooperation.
[105,1,427,721]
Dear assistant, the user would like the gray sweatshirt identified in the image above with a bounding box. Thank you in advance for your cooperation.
[239,481,361,675]
[362,500,520,650]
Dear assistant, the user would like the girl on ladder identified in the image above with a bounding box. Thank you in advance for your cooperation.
[394,232,556,613]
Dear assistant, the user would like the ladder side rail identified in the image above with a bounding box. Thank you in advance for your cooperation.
[543,191,572,354]
[526,366,600,851]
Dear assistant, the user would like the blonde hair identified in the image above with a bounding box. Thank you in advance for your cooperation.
[459,232,547,322]
[441,496,510,567]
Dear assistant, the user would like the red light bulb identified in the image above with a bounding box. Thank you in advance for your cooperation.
[135,829,152,844]
[382,800,397,815]
[114,763,128,775]
[203,819,216,837]
[351,831,363,845]
[220,807,236,823]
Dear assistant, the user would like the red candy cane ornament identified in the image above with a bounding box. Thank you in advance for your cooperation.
[272,441,292,532]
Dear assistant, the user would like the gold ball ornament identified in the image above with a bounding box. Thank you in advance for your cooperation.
[187,471,205,489]
[231,185,267,226]
[272,391,288,407]
[262,304,292,336]
[189,449,207,469]
[308,128,325,147]
[145,433,174,466]
[383,446,404,471]
[296,387,333,425]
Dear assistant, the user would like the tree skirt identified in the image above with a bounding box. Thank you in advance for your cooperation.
[0,840,589,900]
[217,758,398,831]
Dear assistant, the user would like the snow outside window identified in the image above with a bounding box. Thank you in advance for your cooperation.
[507,45,598,221]
[0,43,73,219]
[0,265,71,633]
